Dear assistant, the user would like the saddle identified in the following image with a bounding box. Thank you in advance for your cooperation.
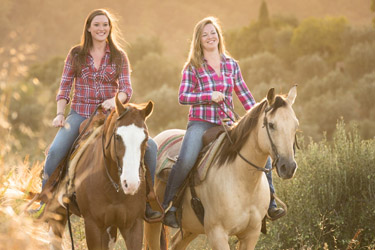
[156,126,226,226]
[38,111,107,212]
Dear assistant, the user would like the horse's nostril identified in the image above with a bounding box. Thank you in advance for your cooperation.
[124,181,128,188]
[281,164,286,173]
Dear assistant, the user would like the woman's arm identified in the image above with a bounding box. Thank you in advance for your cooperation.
[178,65,213,105]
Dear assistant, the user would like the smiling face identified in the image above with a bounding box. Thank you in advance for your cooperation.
[88,15,110,43]
[200,23,219,53]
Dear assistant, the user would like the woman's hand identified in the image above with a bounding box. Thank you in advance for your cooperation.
[52,114,65,127]
[212,91,225,103]
[102,97,116,111]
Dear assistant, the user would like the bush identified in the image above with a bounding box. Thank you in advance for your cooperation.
[344,42,375,80]
[258,120,375,249]
[239,52,286,87]
[291,17,348,63]
[294,54,328,82]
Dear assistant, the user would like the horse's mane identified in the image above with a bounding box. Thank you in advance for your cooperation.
[216,95,287,166]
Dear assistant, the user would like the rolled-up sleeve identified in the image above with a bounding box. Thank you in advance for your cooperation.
[117,52,132,103]
[179,65,212,105]
[233,61,256,111]
[56,53,75,103]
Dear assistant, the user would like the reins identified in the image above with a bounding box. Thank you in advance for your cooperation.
[214,100,277,173]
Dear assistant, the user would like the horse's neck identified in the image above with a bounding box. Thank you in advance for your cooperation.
[232,132,269,183]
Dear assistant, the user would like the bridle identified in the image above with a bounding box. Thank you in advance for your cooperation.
[215,99,298,173]
[101,107,146,192]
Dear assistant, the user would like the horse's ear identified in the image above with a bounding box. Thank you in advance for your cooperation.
[143,100,154,119]
[267,88,275,106]
[115,93,125,115]
[287,85,297,106]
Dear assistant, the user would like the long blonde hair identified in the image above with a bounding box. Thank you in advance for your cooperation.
[184,16,227,69]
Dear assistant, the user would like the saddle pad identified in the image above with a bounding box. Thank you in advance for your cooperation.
[156,134,184,177]
[196,133,225,182]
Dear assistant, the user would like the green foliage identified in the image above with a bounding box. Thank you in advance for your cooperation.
[127,36,164,66]
[294,54,328,82]
[258,1,270,28]
[291,17,349,63]
[258,120,375,249]
[239,52,286,86]
[344,41,375,80]
[131,52,180,95]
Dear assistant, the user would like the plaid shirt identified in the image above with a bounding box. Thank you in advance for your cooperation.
[56,44,132,118]
[179,54,256,125]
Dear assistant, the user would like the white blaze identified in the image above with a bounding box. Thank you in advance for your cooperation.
[116,124,145,195]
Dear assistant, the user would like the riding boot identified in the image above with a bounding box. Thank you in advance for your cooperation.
[268,205,286,221]
[163,207,179,228]
[145,202,162,220]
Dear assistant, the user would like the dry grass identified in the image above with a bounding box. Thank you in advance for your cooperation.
[0,159,50,249]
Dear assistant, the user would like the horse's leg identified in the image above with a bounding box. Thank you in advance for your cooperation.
[170,230,198,250]
[120,217,144,250]
[47,206,68,250]
[84,218,116,250]
[237,229,261,250]
[206,227,230,250]
[144,222,163,250]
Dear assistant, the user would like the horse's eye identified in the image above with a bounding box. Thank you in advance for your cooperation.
[269,123,275,130]
[115,134,121,140]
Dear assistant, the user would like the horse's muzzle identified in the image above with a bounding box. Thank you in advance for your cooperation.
[275,158,297,179]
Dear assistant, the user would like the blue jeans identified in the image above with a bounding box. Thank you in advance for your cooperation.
[42,109,86,188]
[42,109,157,189]
[162,120,217,208]
[265,157,277,208]
[162,120,277,210]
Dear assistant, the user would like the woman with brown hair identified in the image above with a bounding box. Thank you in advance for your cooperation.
[32,9,160,219]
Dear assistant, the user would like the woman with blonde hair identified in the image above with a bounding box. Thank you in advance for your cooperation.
[162,16,284,228]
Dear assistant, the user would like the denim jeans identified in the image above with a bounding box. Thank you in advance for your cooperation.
[42,109,158,188]
[265,157,277,208]
[162,120,217,208]
[42,109,86,188]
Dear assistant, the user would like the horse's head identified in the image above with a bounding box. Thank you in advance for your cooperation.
[259,86,299,179]
[105,94,154,195]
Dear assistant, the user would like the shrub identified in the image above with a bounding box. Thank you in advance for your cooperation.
[258,120,375,249]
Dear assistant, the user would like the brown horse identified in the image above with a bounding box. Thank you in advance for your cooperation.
[145,86,299,250]
[44,95,154,249]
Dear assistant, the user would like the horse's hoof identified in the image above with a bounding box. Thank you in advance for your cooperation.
[268,207,286,221]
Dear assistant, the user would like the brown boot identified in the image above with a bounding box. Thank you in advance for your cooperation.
[268,207,286,221]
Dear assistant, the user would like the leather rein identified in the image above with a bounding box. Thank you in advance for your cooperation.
[214,100,296,173]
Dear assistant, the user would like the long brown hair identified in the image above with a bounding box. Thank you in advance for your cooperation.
[70,9,128,76]
[184,16,227,69]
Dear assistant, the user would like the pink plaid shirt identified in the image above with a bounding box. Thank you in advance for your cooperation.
[179,54,256,125]
[56,45,132,118]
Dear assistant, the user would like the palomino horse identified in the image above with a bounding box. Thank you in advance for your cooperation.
[44,95,154,249]
[145,86,299,250]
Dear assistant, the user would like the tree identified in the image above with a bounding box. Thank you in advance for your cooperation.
[258,0,270,28]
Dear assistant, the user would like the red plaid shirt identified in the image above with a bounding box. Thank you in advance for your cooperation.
[179,54,256,125]
[56,44,132,118]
